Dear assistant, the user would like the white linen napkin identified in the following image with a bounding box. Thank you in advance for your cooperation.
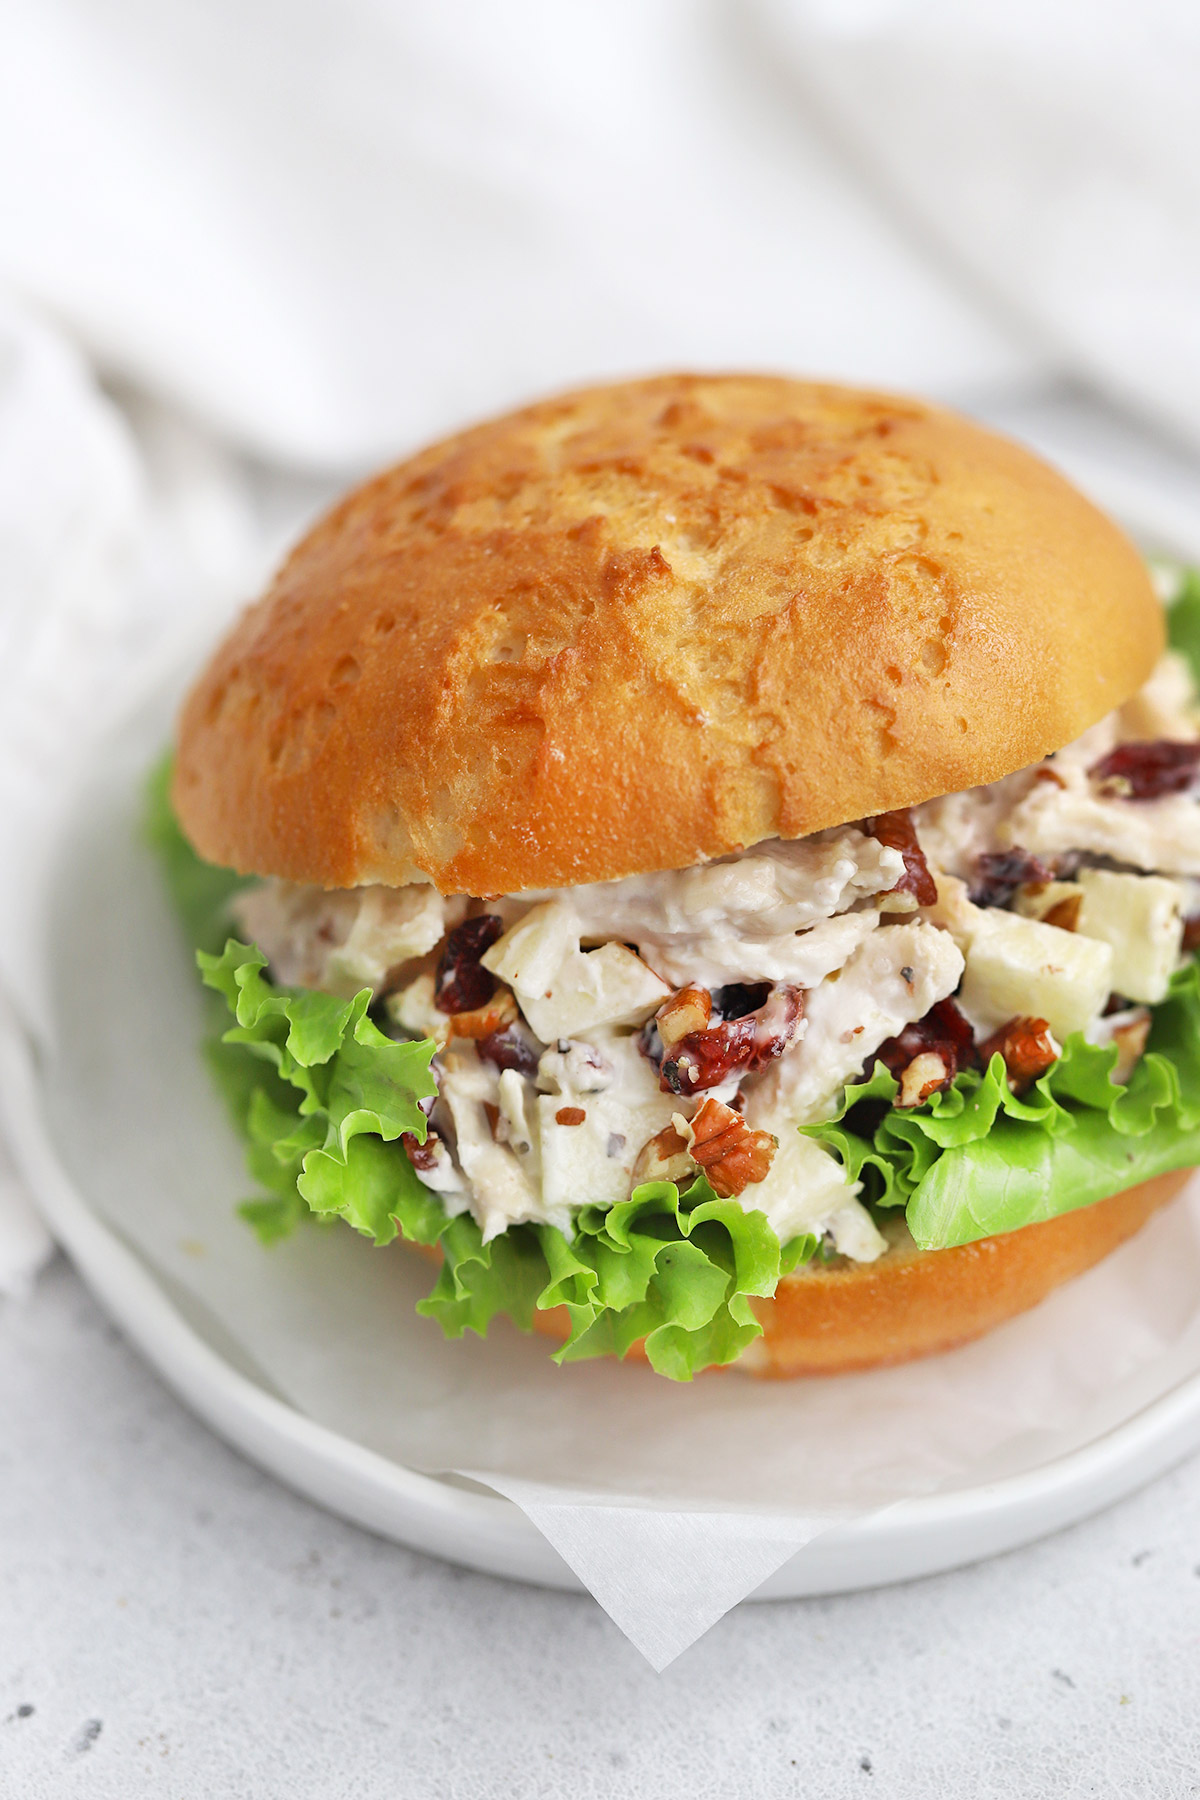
[755,0,1200,452]
[4,3,1199,466]
[0,294,285,1291]
[0,0,1032,470]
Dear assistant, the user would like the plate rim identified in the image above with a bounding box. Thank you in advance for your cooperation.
[7,990,1200,1600]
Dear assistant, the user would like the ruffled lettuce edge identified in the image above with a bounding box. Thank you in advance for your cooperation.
[804,959,1200,1249]
[196,938,818,1381]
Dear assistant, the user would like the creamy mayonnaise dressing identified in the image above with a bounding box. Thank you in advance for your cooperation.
[232,649,1200,1264]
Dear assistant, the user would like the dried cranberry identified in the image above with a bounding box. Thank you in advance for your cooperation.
[713,982,771,1020]
[1184,915,1200,955]
[874,997,977,1085]
[865,810,938,907]
[660,985,804,1096]
[968,848,1052,909]
[639,1016,665,1069]
[401,1129,439,1172]
[1089,740,1200,800]
[477,1025,541,1079]
[434,914,503,1014]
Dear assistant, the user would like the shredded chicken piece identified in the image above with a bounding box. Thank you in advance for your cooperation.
[747,921,964,1127]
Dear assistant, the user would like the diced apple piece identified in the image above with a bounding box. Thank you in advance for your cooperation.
[384,972,448,1044]
[485,902,669,1041]
[737,1128,881,1256]
[1012,869,1184,1004]
[536,1096,633,1212]
[1074,869,1184,1005]
[959,910,1112,1040]
[522,942,670,1042]
[481,902,579,999]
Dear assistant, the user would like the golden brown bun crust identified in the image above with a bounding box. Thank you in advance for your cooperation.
[174,373,1162,894]
[527,1169,1191,1377]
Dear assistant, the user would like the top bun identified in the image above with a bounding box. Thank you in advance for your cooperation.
[174,374,1162,895]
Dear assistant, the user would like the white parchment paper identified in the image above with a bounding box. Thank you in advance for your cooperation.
[18,684,1200,1665]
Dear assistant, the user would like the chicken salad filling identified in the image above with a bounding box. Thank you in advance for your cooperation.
[227,637,1200,1268]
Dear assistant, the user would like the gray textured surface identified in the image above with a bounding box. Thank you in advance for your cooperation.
[2,1260,1200,1797]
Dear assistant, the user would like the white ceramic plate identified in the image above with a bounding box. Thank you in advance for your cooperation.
[10,977,1200,1601]
[6,489,1200,1602]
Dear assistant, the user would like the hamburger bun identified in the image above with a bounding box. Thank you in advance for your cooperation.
[529,1168,1191,1376]
[174,373,1161,897]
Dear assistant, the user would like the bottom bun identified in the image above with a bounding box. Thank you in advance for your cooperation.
[526,1169,1194,1377]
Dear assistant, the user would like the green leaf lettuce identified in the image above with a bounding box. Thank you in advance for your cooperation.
[189,937,816,1380]
[804,961,1200,1250]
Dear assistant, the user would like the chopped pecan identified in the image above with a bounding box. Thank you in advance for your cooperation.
[655,984,712,1050]
[660,985,804,1096]
[434,914,504,1014]
[895,1050,953,1109]
[446,988,518,1042]
[632,1123,693,1184]
[978,1016,1059,1092]
[1042,893,1082,932]
[969,847,1052,909]
[1089,739,1200,800]
[680,1098,777,1199]
[1110,1011,1152,1086]
[865,809,938,908]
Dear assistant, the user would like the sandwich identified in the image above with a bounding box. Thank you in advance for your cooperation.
[152,373,1200,1380]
